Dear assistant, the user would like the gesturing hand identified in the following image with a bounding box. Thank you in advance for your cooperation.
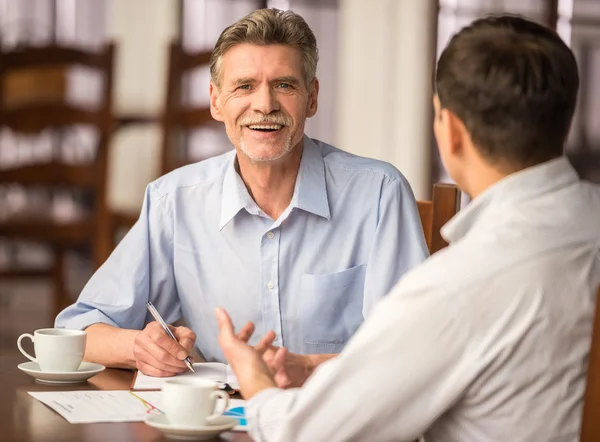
[133,321,196,377]
[215,307,284,399]
[262,345,315,388]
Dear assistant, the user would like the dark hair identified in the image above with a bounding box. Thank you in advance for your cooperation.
[435,15,579,168]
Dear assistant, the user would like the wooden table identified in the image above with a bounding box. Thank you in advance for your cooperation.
[0,355,252,442]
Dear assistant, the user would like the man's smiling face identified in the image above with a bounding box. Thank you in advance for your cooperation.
[210,43,318,163]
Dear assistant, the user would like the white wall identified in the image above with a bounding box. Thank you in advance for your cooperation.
[105,0,179,213]
[107,0,179,116]
[336,0,437,199]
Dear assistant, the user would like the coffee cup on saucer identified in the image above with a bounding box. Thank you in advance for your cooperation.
[162,378,230,427]
[17,328,86,373]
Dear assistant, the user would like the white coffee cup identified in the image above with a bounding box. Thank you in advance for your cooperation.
[17,328,86,373]
[162,378,229,427]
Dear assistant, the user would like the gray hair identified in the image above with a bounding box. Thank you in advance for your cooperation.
[210,8,319,88]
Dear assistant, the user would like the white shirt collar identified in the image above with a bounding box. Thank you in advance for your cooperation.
[219,135,330,230]
[442,157,579,244]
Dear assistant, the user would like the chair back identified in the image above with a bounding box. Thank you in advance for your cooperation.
[0,44,115,311]
[161,42,214,174]
[416,183,461,254]
[0,45,114,132]
[580,286,600,442]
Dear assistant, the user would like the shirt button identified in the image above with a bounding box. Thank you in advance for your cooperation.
[267,231,274,240]
[267,281,274,290]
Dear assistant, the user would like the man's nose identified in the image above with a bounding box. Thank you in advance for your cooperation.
[251,85,280,115]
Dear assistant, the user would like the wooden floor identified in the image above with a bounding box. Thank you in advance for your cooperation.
[0,281,57,359]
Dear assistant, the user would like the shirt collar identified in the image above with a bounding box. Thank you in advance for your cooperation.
[441,157,579,244]
[289,136,330,220]
[219,151,254,230]
[219,135,330,230]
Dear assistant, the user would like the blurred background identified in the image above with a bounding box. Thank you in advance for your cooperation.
[1,0,599,352]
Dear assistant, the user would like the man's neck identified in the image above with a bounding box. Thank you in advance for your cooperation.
[467,169,506,199]
[236,145,303,220]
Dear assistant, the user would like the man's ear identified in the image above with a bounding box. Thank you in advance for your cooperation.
[445,109,468,156]
[209,82,224,122]
[306,78,319,118]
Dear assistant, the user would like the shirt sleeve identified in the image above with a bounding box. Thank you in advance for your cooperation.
[54,183,181,331]
[362,176,429,316]
[245,285,475,442]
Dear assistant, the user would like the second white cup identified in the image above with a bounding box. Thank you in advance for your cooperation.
[162,378,229,427]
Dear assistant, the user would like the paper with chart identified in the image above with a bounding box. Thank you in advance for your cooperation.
[28,390,247,429]
[28,390,164,424]
[132,362,240,390]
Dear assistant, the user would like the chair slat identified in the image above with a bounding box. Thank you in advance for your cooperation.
[0,220,94,246]
[430,183,461,253]
[1,103,107,132]
[0,268,51,278]
[0,164,97,188]
[580,286,600,442]
[180,50,212,70]
[0,45,113,70]
[416,183,460,254]
[173,107,213,128]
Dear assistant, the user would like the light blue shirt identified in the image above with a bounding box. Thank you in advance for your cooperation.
[56,136,428,361]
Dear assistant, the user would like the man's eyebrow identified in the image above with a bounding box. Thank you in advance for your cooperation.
[273,76,301,85]
[232,77,256,86]
[229,76,303,87]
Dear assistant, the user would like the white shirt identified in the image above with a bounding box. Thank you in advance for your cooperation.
[245,157,600,442]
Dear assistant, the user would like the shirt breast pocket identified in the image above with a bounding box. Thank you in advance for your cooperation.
[300,264,366,352]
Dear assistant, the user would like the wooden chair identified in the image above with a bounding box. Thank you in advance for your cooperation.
[110,42,215,231]
[0,43,115,315]
[160,41,216,174]
[416,183,461,254]
[580,286,600,442]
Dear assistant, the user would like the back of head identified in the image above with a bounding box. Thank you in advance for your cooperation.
[435,15,579,169]
[210,8,319,88]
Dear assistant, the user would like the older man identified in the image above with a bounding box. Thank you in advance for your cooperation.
[55,8,427,381]
[217,15,600,442]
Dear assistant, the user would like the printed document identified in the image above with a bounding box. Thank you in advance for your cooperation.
[28,390,246,429]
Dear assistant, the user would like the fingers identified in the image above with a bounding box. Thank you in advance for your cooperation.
[134,344,189,376]
[236,322,255,342]
[171,325,196,353]
[274,368,292,388]
[262,346,276,365]
[261,345,286,380]
[272,346,288,372]
[215,307,235,339]
[137,361,167,377]
[255,331,277,355]
[272,348,291,388]
[136,358,182,377]
[133,322,190,375]
[215,308,261,347]
[150,326,190,361]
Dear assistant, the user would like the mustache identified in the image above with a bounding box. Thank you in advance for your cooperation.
[238,113,292,127]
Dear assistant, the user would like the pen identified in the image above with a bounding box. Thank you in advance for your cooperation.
[146,301,195,373]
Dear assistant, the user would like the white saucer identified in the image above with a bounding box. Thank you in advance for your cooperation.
[145,415,237,440]
[17,361,106,384]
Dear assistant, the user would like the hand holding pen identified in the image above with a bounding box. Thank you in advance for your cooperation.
[146,301,195,373]
[131,302,197,377]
